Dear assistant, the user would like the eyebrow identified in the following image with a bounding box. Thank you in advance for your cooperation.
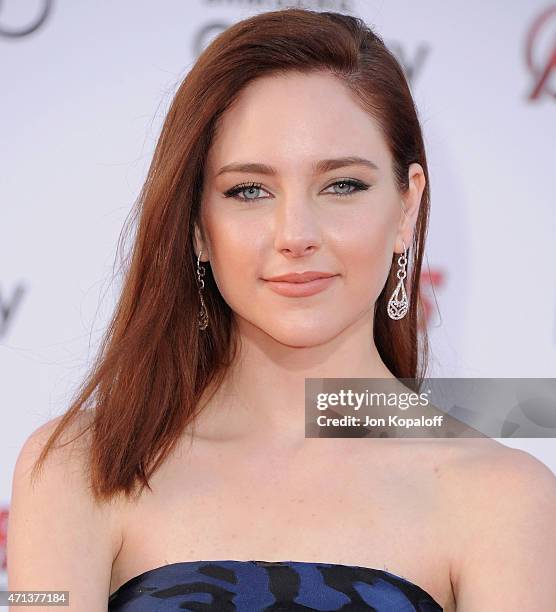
[215,156,379,177]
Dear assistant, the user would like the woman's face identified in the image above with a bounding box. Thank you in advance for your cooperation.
[197,71,424,347]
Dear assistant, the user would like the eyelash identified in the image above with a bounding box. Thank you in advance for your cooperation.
[223,179,370,202]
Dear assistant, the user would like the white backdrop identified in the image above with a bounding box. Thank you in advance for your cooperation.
[1,0,555,584]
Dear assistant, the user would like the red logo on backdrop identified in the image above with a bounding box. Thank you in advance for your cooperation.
[419,268,445,329]
[525,5,556,100]
[0,507,8,572]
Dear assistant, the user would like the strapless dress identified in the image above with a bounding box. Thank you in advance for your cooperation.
[108,559,443,611]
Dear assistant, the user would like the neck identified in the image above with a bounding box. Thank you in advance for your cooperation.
[189,311,396,449]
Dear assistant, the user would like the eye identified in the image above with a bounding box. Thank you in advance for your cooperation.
[223,182,270,201]
[222,178,370,202]
[322,179,370,198]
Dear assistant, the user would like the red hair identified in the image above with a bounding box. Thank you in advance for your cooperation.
[31,8,431,503]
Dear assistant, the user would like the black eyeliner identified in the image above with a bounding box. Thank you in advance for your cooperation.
[223,178,370,200]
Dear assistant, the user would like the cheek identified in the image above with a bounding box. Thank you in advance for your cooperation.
[346,213,393,251]
[203,215,261,301]
[334,208,396,299]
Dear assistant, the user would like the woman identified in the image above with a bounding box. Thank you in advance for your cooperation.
[7,8,556,611]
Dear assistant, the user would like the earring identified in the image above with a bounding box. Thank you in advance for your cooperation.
[387,240,409,320]
[196,248,209,331]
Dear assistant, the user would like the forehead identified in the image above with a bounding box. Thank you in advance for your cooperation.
[207,71,390,173]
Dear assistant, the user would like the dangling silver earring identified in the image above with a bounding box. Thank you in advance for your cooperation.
[387,240,409,320]
[196,248,209,331]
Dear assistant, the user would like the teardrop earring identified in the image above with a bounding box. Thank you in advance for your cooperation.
[196,248,209,331]
[387,240,409,320]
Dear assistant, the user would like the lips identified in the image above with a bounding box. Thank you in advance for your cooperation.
[263,273,338,297]
[264,271,336,283]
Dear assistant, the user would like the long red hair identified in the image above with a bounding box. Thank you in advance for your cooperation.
[31,8,431,502]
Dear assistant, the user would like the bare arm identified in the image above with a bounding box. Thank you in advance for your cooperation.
[7,415,122,611]
[452,446,556,611]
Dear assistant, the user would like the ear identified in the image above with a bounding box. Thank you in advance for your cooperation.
[395,162,426,253]
[193,223,210,262]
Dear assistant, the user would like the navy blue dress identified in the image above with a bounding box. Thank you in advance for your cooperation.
[108,559,443,611]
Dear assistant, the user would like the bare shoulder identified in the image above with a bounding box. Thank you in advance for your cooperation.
[441,437,556,526]
[442,437,556,497]
[441,438,556,610]
[13,409,125,525]
[13,411,101,504]
[8,412,124,608]
[17,411,93,473]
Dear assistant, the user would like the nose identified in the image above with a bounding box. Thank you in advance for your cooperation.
[272,197,323,258]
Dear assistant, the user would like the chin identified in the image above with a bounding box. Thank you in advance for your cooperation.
[265,322,340,348]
